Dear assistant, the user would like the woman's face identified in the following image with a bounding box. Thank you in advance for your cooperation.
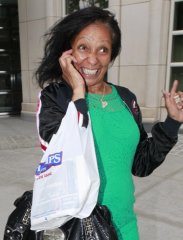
[71,22,112,88]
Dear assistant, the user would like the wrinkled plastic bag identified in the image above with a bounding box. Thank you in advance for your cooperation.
[31,101,100,231]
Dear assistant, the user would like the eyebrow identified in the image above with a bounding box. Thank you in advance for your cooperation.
[76,36,112,45]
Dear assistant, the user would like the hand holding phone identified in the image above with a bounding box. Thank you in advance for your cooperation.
[59,49,85,100]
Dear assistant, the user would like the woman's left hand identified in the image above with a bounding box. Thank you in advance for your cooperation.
[163,80,183,123]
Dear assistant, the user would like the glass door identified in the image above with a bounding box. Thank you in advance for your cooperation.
[0,0,22,115]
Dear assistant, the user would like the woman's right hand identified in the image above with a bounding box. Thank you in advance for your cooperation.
[59,49,86,101]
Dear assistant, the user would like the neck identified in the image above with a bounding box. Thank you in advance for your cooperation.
[88,82,111,94]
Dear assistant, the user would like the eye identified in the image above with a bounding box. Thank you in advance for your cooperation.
[99,47,109,53]
[78,44,87,51]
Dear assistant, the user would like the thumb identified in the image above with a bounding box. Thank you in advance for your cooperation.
[162,90,170,99]
[162,90,171,107]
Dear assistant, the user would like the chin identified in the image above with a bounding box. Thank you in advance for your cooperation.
[84,79,98,86]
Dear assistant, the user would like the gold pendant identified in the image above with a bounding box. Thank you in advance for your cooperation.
[101,101,108,108]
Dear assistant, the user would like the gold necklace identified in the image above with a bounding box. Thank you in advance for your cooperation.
[87,84,109,108]
[100,84,108,108]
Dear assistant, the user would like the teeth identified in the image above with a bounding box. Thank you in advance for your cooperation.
[82,68,98,75]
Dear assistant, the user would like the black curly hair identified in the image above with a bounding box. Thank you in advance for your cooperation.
[35,7,121,88]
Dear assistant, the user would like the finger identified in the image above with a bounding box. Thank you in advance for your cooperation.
[162,90,171,110]
[170,80,179,96]
[177,92,183,108]
[59,52,77,68]
[60,49,77,63]
[177,91,183,101]
[63,56,77,70]
[162,90,170,99]
[178,105,183,110]
[59,51,73,62]
[59,55,73,69]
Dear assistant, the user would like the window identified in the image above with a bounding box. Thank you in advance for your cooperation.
[65,0,108,14]
[167,0,183,91]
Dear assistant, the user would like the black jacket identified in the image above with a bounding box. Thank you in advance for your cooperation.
[37,82,181,177]
[3,82,181,240]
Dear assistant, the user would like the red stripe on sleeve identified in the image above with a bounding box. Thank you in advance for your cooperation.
[40,143,47,151]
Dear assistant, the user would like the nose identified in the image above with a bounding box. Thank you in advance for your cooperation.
[87,52,98,65]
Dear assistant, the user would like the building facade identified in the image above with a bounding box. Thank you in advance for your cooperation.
[1,0,183,122]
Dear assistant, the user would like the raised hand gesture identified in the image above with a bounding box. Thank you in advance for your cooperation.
[163,80,183,123]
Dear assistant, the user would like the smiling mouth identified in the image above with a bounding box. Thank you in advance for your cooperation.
[82,68,98,75]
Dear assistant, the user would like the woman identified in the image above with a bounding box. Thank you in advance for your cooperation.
[36,7,183,240]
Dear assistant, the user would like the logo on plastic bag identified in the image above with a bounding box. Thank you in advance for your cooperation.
[36,151,63,176]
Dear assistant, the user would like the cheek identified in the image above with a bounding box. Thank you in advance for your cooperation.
[100,56,111,68]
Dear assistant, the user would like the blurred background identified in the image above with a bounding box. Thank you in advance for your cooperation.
[0,0,183,123]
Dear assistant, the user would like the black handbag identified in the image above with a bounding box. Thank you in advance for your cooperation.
[4,191,118,240]
[3,191,36,240]
[59,204,118,240]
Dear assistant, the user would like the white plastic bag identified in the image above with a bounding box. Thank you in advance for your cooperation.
[31,102,100,231]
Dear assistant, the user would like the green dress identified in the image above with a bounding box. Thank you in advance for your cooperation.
[86,86,140,240]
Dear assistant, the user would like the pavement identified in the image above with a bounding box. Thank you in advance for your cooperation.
[0,116,183,240]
